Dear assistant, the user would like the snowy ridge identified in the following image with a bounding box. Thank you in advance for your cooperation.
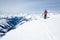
[0,13,57,37]
[0,13,60,40]
[0,14,32,37]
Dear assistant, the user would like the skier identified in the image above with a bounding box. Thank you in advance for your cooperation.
[44,9,48,19]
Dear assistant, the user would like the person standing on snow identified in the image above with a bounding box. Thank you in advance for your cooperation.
[44,9,48,19]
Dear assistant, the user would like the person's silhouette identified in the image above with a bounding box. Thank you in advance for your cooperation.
[44,9,48,19]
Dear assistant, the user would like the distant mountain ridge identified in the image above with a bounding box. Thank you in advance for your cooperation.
[0,15,30,37]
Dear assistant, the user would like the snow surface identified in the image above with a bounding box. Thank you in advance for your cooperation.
[0,15,30,37]
[0,14,60,40]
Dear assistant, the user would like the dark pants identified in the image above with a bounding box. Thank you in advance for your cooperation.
[44,14,47,19]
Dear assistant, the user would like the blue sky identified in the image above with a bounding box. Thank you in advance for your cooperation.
[0,0,60,14]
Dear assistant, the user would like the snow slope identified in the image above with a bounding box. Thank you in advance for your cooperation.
[0,14,60,40]
[0,15,30,37]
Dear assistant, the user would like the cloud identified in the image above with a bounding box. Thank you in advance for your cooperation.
[0,0,60,14]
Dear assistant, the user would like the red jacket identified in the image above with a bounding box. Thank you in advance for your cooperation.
[44,10,48,15]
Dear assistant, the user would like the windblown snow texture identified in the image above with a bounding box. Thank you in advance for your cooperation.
[0,16,29,37]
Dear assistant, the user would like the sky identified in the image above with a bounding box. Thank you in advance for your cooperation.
[0,0,60,14]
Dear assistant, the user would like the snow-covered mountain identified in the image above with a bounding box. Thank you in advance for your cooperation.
[0,13,60,40]
[0,15,31,37]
